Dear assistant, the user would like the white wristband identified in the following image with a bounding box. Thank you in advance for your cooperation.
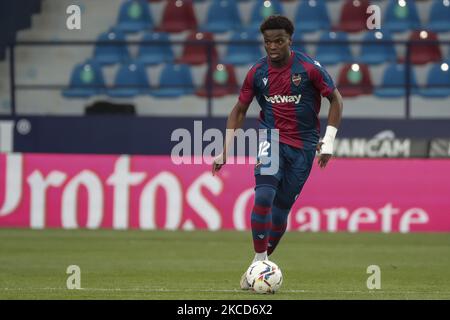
[320,125,338,155]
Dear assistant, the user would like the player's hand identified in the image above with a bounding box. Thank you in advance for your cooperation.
[316,142,332,169]
[212,153,226,176]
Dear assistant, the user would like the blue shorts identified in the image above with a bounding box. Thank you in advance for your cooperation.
[254,142,316,210]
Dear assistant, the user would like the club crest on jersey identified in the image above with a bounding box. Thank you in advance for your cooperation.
[292,73,302,86]
[262,77,268,86]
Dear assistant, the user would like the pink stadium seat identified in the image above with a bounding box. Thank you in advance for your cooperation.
[196,63,238,97]
[177,31,218,65]
[336,0,371,33]
[158,0,197,33]
[337,63,373,97]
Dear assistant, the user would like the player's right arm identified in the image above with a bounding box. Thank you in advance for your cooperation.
[212,64,257,175]
[212,101,250,175]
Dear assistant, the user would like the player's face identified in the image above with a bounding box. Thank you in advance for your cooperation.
[263,29,292,63]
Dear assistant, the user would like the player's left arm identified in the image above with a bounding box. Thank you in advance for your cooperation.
[317,88,344,168]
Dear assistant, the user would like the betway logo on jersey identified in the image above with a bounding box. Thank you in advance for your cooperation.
[264,94,301,104]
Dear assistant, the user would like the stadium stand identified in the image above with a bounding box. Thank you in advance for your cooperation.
[1,0,449,118]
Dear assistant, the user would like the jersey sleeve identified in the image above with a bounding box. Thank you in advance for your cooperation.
[238,66,257,106]
[310,61,336,98]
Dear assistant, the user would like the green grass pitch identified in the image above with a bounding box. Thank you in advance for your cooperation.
[1,229,449,300]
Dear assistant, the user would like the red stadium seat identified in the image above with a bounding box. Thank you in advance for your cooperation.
[337,63,373,97]
[407,31,443,65]
[177,31,218,65]
[336,0,371,33]
[196,63,238,97]
[158,0,197,33]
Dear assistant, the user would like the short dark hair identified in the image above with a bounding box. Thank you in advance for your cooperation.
[259,15,294,37]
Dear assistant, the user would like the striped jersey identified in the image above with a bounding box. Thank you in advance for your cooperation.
[238,50,336,150]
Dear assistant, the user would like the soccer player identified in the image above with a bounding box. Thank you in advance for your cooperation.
[211,15,344,289]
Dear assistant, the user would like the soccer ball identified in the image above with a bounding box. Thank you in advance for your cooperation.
[246,260,283,294]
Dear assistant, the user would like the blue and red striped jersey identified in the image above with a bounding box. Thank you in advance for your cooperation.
[239,50,336,150]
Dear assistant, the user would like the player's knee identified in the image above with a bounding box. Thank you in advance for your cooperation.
[254,185,277,207]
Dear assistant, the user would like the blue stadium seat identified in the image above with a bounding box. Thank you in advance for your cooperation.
[93,30,130,65]
[384,0,421,33]
[222,28,262,65]
[427,0,450,32]
[292,32,307,54]
[136,32,174,65]
[374,63,418,98]
[152,64,194,97]
[249,0,284,28]
[359,30,397,65]
[63,60,105,98]
[115,0,153,33]
[107,62,150,97]
[294,0,331,33]
[315,31,352,65]
[419,63,450,98]
[202,0,242,33]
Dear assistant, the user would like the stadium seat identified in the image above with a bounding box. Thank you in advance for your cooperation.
[249,0,284,28]
[406,31,442,65]
[196,63,238,97]
[358,30,397,65]
[294,0,331,33]
[107,62,150,97]
[336,0,370,33]
[222,28,263,65]
[315,32,353,65]
[427,0,450,32]
[152,64,194,97]
[63,60,105,98]
[115,0,153,33]
[419,62,450,98]
[292,32,307,54]
[136,32,174,65]
[93,30,130,65]
[337,63,373,97]
[177,31,218,65]
[201,0,242,33]
[374,63,418,98]
[158,0,197,33]
[384,0,421,33]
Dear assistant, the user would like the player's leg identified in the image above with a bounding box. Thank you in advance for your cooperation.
[240,139,284,289]
[267,148,316,256]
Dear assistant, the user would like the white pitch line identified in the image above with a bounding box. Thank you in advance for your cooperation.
[1,287,450,295]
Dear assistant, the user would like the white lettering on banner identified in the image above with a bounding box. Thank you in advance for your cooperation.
[107,156,146,229]
[139,171,183,230]
[27,170,67,229]
[378,203,400,233]
[293,207,320,232]
[0,153,22,216]
[323,208,349,232]
[335,139,411,157]
[0,121,14,152]
[348,207,377,233]
[233,188,254,230]
[62,171,103,229]
[399,208,429,233]
[186,172,223,230]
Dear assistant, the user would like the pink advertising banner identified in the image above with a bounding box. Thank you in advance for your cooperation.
[0,153,449,232]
